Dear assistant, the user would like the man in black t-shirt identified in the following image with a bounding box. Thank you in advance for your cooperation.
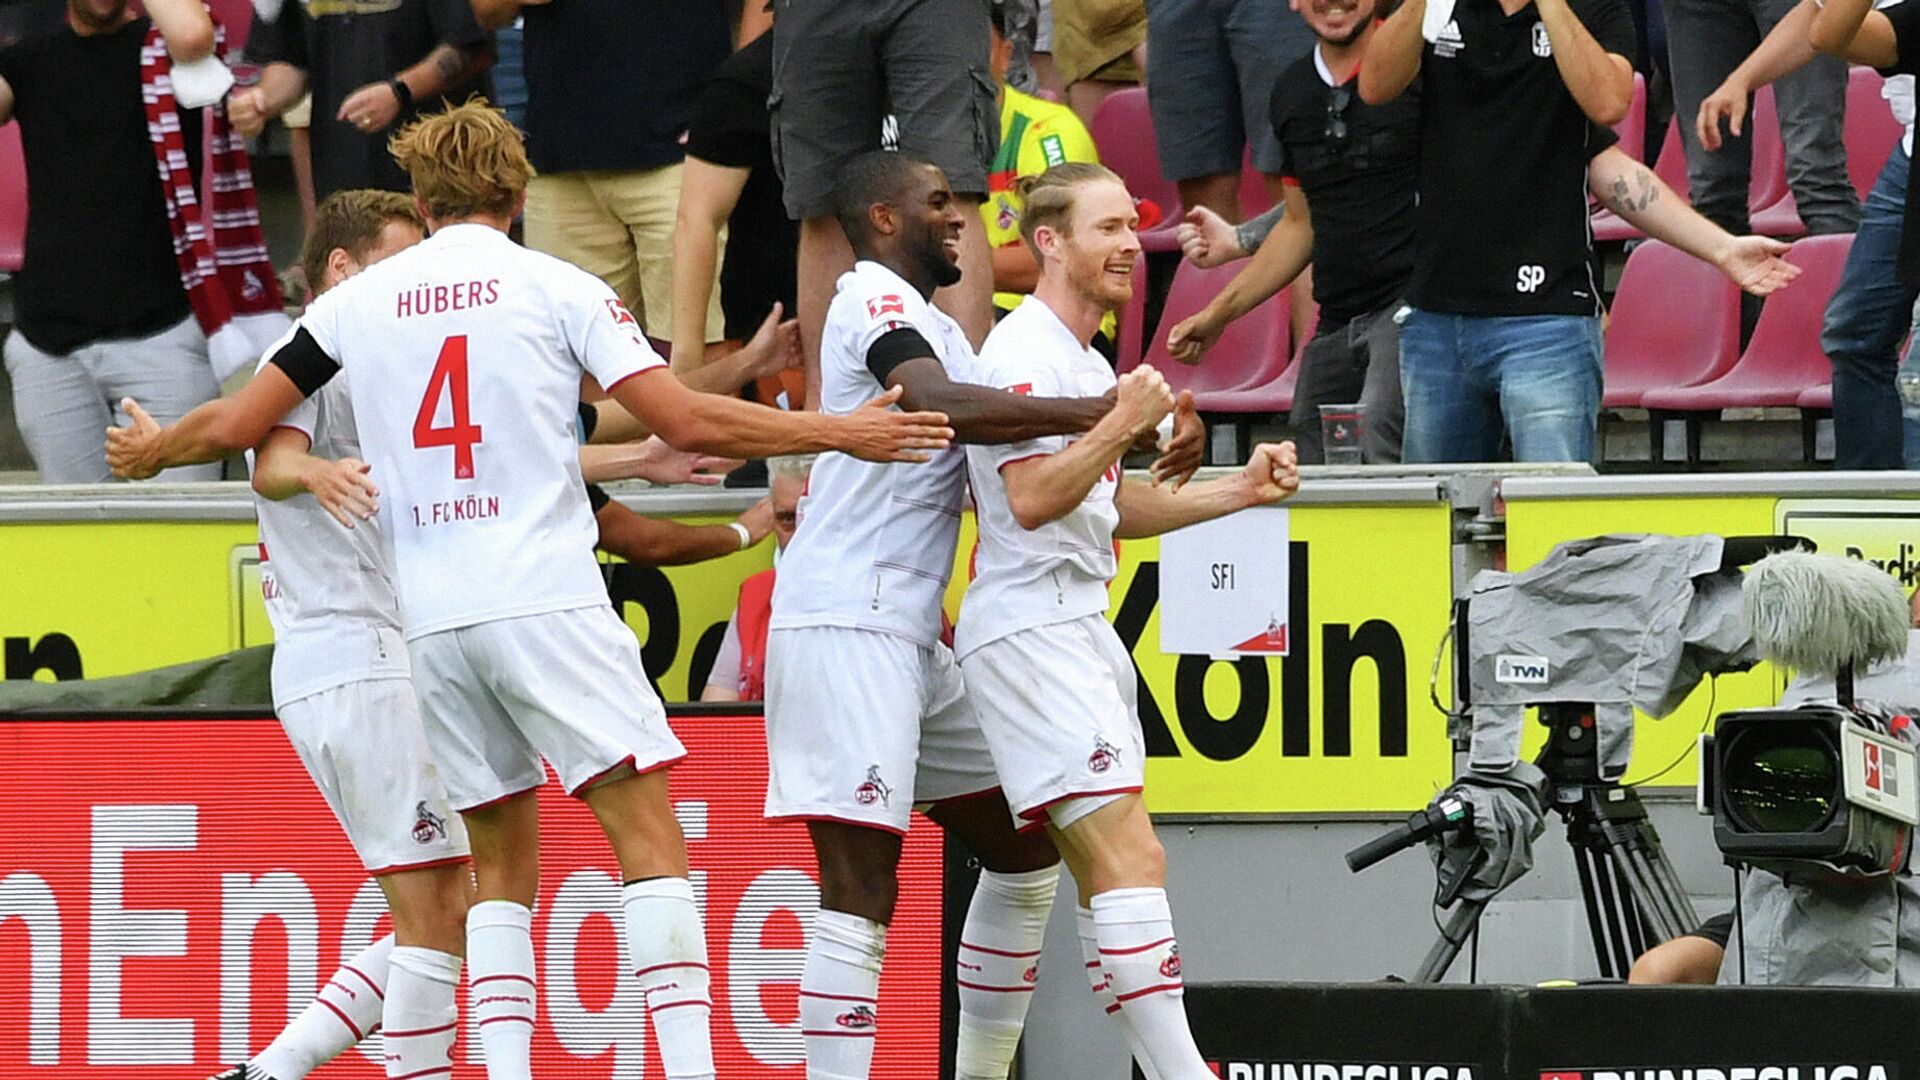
[229,0,491,199]
[1168,0,1419,465]
[1361,0,1638,463]
[0,0,224,482]
[670,27,801,376]
[471,0,732,352]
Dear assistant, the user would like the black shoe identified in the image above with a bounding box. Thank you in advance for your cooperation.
[205,1065,281,1080]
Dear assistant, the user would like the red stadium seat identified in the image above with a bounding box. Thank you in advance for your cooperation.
[1797,383,1833,410]
[1602,240,1743,410]
[1091,88,1184,252]
[1747,87,1808,237]
[1845,66,1905,201]
[0,122,24,273]
[1638,233,1852,465]
[1613,73,1647,162]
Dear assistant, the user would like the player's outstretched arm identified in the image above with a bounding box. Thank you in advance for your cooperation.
[251,426,381,528]
[595,493,771,566]
[609,368,953,462]
[106,367,311,480]
[1001,367,1173,530]
[1114,440,1299,539]
[586,307,800,444]
[882,345,1109,445]
[580,437,740,485]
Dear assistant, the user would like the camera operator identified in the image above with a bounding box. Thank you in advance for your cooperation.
[1359,0,1636,463]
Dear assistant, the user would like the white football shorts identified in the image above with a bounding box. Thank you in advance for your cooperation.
[409,604,687,811]
[959,614,1146,832]
[763,625,1000,833]
[277,676,472,874]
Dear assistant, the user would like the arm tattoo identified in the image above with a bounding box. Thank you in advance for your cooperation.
[432,45,462,81]
[1605,167,1660,215]
[1234,202,1287,255]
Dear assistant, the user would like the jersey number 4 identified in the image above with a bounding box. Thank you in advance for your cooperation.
[413,335,484,479]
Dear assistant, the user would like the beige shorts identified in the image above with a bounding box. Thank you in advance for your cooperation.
[523,164,726,344]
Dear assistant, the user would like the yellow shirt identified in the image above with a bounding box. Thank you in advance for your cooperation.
[981,86,1115,339]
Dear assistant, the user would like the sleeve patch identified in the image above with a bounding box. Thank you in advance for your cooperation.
[1040,133,1066,167]
[605,298,640,329]
[865,294,909,321]
[1007,383,1034,396]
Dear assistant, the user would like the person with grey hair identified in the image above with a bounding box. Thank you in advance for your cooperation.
[701,455,813,703]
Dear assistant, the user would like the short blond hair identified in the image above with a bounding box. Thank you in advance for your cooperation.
[388,97,533,221]
[1015,161,1125,254]
[301,189,422,295]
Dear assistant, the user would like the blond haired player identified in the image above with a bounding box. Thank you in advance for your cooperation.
[109,100,952,1080]
[960,163,1299,1080]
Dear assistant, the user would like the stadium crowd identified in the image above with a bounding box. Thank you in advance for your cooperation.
[2,0,1917,478]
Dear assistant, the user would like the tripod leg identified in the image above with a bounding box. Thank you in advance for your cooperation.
[1643,829,1701,931]
[1573,845,1627,979]
[1414,898,1489,984]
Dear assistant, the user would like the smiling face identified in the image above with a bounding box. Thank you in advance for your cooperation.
[1041,178,1140,311]
[1301,0,1376,47]
[894,163,968,290]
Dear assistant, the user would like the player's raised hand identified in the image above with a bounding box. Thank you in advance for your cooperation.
[736,302,804,382]
[309,457,380,529]
[842,384,954,463]
[1114,365,1176,437]
[735,495,775,547]
[632,436,742,486]
[1715,235,1800,297]
[1150,389,1204,490]
[1242,440,1300,504]
[105,397,165,480]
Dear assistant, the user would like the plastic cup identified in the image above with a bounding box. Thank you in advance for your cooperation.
[1320,403,1366,465]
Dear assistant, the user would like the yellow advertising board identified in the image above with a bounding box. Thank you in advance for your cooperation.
[1,480,1458,815]
[1502,478,1920,788]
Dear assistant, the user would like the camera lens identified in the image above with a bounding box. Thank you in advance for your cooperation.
[1723,728,1838,834]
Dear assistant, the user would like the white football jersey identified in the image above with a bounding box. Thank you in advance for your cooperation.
[770,260,974,646]
[957,297,1120,659]
[285,223,665,638]
[250,357,409,709]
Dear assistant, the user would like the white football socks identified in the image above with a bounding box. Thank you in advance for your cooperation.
[623,878,717,1080]
[1091,888,1211,1080]
[252,933,394,1080]
[954,866,1059,1080]
[383,946,462,1080]
[466,900,537,1080]
[1076,906,1162,1080]
[799,909,887,1080]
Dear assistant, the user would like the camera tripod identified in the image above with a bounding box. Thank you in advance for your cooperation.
[1414,703,1699,983]
[1351,701,1701,983]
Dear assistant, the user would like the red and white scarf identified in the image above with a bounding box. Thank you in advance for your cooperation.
[140,16,289,380]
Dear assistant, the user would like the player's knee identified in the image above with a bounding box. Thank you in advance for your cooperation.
[974,828,1061,875]
[818,859,900,924]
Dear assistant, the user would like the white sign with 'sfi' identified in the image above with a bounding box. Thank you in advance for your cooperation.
[1159,507,1291,657]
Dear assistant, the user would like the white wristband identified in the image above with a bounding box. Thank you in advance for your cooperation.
[1156,413,1176,451]
[728,521,753,550]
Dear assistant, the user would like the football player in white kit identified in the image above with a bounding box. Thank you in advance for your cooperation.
[108,101,954,1080]
[763,149,1201,1080]
[960,163,1299,1080]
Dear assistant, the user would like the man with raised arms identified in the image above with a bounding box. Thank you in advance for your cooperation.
[764,149,1200,1080]
[961,162,1299,1080]
[109,100,951,1080]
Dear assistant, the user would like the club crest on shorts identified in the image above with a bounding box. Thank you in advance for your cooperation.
[412,801,448,845]
[837,1003,877,1030]
[1159,944,1182,979]
[1088,737,1121,774]
[855,765,893,807]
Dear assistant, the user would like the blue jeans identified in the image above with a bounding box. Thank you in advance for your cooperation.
[1822,143,1913,470]
[1399,309,1605,463]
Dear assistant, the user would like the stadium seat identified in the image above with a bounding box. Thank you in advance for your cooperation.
[0,122,24,273]
[1845,66,1905,201]
[1602,240,1743,410]
[1638,233,1853,466]
[1613,73,1647,162]
[1090,88,1185,252]
[1746,87,1808,238]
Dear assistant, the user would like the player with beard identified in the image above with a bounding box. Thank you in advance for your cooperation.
[961,163,1299,1080]
[764,150,1201,1080]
